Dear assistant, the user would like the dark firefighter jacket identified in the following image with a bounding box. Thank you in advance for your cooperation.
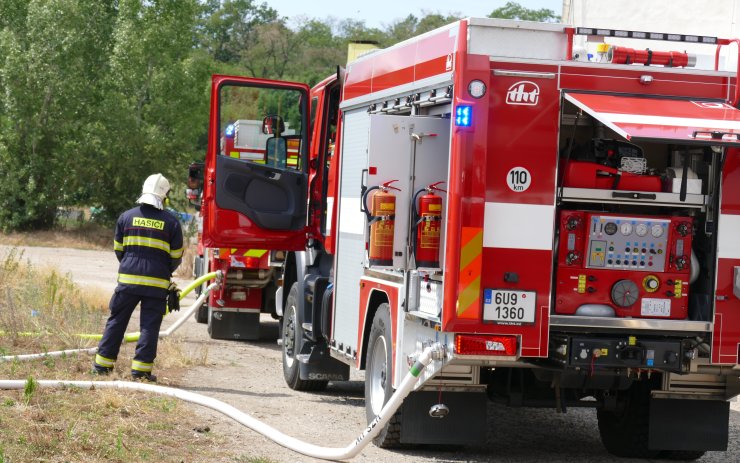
[113,204,184,298]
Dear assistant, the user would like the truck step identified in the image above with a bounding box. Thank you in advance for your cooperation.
[302,323,313,332]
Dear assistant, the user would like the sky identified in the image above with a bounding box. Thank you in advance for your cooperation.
[266,0,563,29]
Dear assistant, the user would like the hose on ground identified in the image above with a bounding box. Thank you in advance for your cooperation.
[77,271,221,342]
[0,275,221,363]
[0,343,442,461]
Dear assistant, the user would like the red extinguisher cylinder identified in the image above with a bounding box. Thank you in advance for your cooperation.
[365,180,400,267]
[415,182,445,269]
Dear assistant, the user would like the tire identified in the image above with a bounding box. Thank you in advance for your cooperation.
[194,301,208,324]
[364,303,402,448]
[597,380,660,458]
[281,283,328,391]
[660,450,707,461]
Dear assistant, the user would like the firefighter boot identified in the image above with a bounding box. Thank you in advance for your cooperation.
[131,371,157,383]
[91,365,112,376]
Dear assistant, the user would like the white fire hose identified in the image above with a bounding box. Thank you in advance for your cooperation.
[0,344,442,461]
[0,268,445,460]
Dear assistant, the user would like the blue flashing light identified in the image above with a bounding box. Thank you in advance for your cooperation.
[455,105,472,127]
[224,124,235,138]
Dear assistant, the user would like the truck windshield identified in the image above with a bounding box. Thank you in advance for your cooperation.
[219,85,303,170]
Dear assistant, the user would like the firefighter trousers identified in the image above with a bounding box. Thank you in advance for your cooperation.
[94,290,165,374]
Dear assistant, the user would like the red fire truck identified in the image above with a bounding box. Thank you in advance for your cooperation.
[201,19,740,459]
[187,117,298,339]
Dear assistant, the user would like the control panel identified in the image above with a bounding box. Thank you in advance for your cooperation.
[586,214,670,271]
[555,211,693,319]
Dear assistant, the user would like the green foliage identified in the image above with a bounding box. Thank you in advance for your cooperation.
[489,1,560,22]
[23,375,37,405]
[0,1,512,231]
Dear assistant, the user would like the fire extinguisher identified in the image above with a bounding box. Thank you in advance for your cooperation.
[413,182,446,268]
[363,180,401,266]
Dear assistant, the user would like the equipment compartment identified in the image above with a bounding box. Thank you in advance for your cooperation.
[555,95,725,324]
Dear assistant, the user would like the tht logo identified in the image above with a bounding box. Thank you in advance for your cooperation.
[506,81,540,106]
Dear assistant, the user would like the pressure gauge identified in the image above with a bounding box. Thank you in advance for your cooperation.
[620,222,633,236]
[604,222,618,235]
[635,223,648,237]
[651,224,664,238]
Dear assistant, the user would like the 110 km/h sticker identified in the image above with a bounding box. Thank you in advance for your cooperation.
[483,289,536,324]
[507,167,531,192]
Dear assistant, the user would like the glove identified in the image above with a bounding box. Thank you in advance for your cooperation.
[167,281,181,314]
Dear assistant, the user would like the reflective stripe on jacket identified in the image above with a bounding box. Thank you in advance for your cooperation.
[114,204,183,298]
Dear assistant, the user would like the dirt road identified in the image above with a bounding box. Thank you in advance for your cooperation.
[2,243,738,463]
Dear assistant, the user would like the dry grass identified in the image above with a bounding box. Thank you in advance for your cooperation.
[175,242,197,279]
[0,250,231,462]
[0,385,228,462]
[0,222,111,250]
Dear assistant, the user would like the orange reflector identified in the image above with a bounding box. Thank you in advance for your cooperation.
[455,334,517,356]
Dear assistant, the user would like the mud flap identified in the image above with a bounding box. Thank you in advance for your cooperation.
[399,391,487,445]
[208,309,261,340]
[297,342,349,382]
[649,398,729,451]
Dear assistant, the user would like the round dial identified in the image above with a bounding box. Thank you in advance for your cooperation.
[620,222,633,236]
[611,280,640,307]
[604,222,618,235]
[635,223,648,237]
[651,223,664,238]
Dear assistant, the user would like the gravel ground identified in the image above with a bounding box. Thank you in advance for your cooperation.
[1,243,738,463]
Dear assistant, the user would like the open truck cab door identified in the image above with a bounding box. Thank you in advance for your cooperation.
[202,75,311,251]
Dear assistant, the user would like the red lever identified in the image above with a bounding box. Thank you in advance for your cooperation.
[381,180,402,191]
[427,181,447,193]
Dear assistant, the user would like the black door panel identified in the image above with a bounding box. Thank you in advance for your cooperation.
[216,155,307,231]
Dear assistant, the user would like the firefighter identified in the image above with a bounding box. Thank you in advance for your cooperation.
[92,173,184,382]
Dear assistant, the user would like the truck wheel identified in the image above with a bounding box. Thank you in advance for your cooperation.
[192,255,204,296]
[281,282,328,391]
[660,450,706,461]
[364,303,402,448]
[194,301,208,324]
[597,380,660,458]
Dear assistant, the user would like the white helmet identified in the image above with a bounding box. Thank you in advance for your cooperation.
[137,173,170,210]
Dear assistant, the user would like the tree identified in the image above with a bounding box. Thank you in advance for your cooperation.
[199,0,278,63]
[85,0,212,221]
[489,1,560,23]
[0,0,117,230]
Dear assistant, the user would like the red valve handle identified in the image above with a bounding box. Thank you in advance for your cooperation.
[427,181,447,193]
[381,179,402,191]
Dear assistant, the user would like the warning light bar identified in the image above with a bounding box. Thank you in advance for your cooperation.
[576,27,717,45]
[455,334,517,356]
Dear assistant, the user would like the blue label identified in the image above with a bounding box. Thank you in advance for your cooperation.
[484,289,492,304]
[647,359,654,367]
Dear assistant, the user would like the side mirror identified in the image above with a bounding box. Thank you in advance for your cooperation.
[262,115,285,135]
[187,161,204,210]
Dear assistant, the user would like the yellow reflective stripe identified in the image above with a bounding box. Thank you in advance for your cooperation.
[113,240,124,251]
[170,247,184,259]
[243,249,267,258]
[131,360,153,372]
[123,236,170,253]
[117,273,170,289]
[95,354,115,368]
